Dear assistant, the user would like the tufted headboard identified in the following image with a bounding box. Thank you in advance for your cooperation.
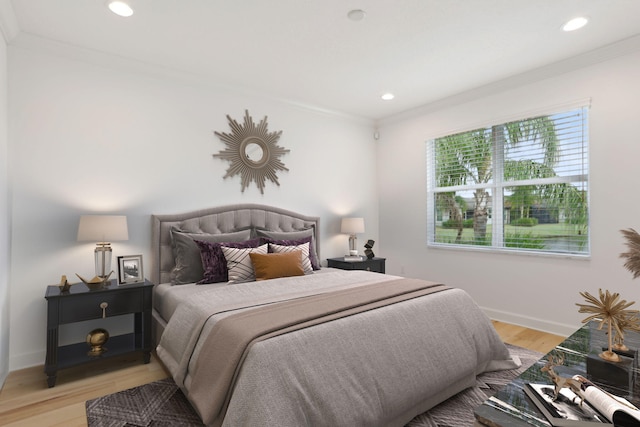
[150,204,321,284]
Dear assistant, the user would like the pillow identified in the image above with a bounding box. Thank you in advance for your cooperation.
[256,228,320,270]
[221,244,268,283]
[269,242,313,274]
[249,251,305,281]
[195,238,261,284]
[170,227,252,284]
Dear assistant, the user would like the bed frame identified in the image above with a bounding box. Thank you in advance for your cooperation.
[150,203,321,285]
[149,205,517,426]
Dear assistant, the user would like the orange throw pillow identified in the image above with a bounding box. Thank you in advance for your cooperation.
[249,251,305,281]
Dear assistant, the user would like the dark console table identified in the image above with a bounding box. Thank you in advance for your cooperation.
[44,279,153,387]
[474,321,640,426]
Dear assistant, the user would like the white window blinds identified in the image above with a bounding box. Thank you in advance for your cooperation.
[426,106,589,255]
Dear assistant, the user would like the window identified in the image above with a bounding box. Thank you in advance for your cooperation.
[426,106,589,255]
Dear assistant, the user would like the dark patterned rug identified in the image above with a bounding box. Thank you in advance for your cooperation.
[86,344,541,427]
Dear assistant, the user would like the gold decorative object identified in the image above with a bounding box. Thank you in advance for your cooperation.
[613,313,640,352]
[76,271,113,290]
[86,328,109,356]
[620,228,640,278]
[58,275,71,292]
[213,110,289,194]
[541,353,585,406]
[576,288,639,362]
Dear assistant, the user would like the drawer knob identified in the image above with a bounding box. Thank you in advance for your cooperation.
[100,302,108,318]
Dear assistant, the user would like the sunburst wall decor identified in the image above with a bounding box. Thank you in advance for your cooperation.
[213,110,289,194]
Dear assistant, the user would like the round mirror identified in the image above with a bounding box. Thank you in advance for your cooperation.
[244,140,265,165]
[240,137,268,167]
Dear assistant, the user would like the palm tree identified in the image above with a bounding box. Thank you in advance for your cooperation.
[434,116,560,243]
[435,193,467,243]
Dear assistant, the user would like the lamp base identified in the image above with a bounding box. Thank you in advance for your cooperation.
[94,244,112,278]
[348,235,358,255]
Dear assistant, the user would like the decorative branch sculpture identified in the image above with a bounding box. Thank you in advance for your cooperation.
[576,288,639,362]
[613,312,640,352]
[620,228,640,279]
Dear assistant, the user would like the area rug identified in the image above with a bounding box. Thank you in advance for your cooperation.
[86,344,541,427]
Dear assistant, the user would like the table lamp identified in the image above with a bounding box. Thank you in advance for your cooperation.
[77,215,129,278]
[341,217,365,256]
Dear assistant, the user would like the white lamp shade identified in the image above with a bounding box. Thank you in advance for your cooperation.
[341,217,365,235]
[77,215,129,242]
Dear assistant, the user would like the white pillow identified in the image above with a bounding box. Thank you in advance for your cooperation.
[269,242,313,274]
[221,244,268,283]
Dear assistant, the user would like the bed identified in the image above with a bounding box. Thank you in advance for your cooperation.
[150,204,518,427]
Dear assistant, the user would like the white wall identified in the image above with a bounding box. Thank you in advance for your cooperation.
[377,48,640,337]
[0,23,9,385]
[7,45,379,370]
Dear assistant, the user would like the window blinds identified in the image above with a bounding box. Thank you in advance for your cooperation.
[427,106,589,255]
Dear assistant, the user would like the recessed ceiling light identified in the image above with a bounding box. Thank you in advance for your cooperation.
[347,9,366,22]
[108,1,134,17]
[562,16,588,32]
[381,93,395,101]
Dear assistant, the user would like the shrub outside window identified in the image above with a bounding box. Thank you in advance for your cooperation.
[426,106,589,256]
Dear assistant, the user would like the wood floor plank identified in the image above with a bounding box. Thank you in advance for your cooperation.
[0,322,565,426]
[0,353,169,426]
[491,320,565,354]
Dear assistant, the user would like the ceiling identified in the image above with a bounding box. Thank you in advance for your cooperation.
[2,0,640,122]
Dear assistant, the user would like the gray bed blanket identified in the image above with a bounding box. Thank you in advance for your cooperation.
[157,270,518,426]
[190,279,450,426]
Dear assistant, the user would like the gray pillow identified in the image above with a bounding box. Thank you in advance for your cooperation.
[255,228,320,270]
[170,227,252,284]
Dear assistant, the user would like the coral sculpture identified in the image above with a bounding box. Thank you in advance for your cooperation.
[576,289,639,362]
[620,228,640,279]
[613,313,640,352]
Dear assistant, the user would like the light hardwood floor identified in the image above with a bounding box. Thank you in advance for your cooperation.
[0,321,566,427]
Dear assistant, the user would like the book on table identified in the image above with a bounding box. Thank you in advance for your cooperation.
[525,375,640,426]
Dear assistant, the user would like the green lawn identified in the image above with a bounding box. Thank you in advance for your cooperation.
[435,222,587,249]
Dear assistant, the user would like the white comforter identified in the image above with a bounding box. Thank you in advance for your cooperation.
[157,270,518,426]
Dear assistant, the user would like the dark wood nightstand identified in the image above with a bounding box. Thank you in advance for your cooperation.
[44,279,153,387]
[327,257,386,273]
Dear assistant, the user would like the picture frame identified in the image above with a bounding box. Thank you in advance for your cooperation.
[117,255,144,285]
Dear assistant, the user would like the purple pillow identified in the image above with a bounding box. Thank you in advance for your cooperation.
[195,238,261,284]
[259,235,320,270]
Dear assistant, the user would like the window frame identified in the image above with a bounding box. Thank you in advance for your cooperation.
[426,104,590,257]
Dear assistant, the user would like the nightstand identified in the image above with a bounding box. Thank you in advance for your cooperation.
[327,257,386,273]
[44,279,153,387]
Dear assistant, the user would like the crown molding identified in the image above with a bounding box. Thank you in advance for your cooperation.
[9,31,374,127]
[378,34,640,127]
[0,0,19,43]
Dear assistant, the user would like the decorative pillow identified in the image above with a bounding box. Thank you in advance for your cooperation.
[249,251,305,281]
[256,228,320,270]
[221,244,268,283]
[195,238,261,284]
[269,242,313,274]
[170,227,252,284]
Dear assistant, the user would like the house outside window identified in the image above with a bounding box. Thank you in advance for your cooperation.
[426,105,589,256]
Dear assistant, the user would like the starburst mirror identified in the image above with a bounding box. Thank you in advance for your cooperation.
[213,110,289,194]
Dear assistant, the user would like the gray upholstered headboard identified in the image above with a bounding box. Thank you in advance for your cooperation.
[151,204,321,284]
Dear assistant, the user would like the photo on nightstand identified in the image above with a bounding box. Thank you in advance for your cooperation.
[117,254,144,285]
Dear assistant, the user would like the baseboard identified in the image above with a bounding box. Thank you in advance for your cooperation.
[481,306,577,338]
[9,350,45,372]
